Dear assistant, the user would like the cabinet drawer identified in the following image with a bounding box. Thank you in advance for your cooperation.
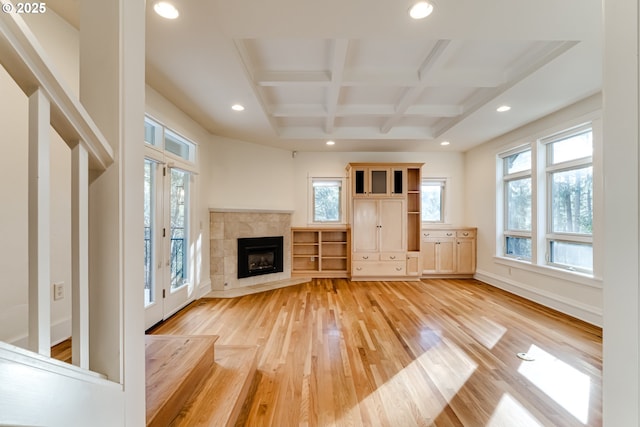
[380,252,404,261]
[353,253,379,261]
[457,230,476,238]
[422,230,455,239]
[352,260,406,276]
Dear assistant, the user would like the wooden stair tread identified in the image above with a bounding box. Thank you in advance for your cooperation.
[145,335,219,427]
[170,345,259,427]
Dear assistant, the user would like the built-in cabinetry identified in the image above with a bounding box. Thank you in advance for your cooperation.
[421,228,476,277]
[347,163,423,280]
[291,228,350,278]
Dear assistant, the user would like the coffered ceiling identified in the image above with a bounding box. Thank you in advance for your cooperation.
[46,0,602,152]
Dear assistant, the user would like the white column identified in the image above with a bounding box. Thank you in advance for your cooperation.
[71,143,89,369]
[603,0,640,425]
[80,0,146,424]
[27,88,51,356]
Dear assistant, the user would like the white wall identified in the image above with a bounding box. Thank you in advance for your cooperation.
[204,135,295,211]
[0,11,78,346]
[464,94,603,326]
[602,0,639,423]
[291,151,466,227]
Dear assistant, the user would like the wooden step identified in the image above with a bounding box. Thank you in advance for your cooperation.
[145,335,219,427]
[169,345,259,427]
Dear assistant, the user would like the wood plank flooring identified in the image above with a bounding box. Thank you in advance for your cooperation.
[151,278,602,427]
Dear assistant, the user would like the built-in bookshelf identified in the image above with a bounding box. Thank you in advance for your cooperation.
[291,228,350,277]
[406,166,421,252]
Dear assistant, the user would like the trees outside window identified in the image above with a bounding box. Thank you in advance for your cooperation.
[312,179,343,223]
[497,124,594,275]
[421,179,445,222]
[545,128,593,272]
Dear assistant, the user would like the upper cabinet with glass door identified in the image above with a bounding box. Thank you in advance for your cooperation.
[348,164,406,198]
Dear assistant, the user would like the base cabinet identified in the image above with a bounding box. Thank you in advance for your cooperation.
[406,252,421,276]
[422,228,476,277]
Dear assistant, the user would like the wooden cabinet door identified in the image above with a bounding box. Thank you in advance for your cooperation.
[438,238,456,273]
[379,199,405,253]
[406,252,420,276]
[353,199,379,252]
[422,239,438,273]
[456,238,476,274]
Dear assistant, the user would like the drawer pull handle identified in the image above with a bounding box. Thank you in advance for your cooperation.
[390,256,396,259]
[363,256,369,260]
[395,267,402,271]
[446,233,453,236]
[463,232,469,236]
[424,233,430,237]
[356,267,362,271]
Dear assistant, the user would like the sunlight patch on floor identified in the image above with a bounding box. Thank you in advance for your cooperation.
[487,393,544,427]
[338,336,478,425]
[517,344,591,424]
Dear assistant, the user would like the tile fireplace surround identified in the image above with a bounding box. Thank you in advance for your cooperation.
[209,208,292,291]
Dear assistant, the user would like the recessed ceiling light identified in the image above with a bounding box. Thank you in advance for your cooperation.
[326,140,336,146]
[231,104,245,111]
[440,141,450,146]
[497,105,511,112]
[154,1,179,19]
[409,1,434,19]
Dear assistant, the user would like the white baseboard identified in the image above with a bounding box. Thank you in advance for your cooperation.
[196,279,212,299]
[10,317,72,349]
[475,269,603,327]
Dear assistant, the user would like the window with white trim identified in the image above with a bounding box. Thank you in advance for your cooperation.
[310,178,344,224]
[544,126,593,273]
[501,148,532,260]
[497,123,595,276]
[421,178,446,222]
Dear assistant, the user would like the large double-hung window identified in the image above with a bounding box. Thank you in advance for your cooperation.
[498,122,596,276]
[544,126,593,272]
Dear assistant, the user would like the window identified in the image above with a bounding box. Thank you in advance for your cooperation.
[421,178,445,222]
[497,123,595,276]
[501,148,532,260]
[144,116,196,164]
[144,116,162,147]
[311,178,343,223]
[545,127,593,272]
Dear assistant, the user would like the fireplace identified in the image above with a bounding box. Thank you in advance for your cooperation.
[237,236,284,279]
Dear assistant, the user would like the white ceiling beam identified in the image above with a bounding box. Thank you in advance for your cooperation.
[380,39,451,134]
[342,69,419,86]
[270,103,462,118]
[324,39,350,134]
[255,70,330,86]
[233,39,282,135]
[278,126,434,140]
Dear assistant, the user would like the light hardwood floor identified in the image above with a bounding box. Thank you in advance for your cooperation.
[151,278,602,427]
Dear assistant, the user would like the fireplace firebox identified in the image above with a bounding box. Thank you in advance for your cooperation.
[237,236,284,279]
